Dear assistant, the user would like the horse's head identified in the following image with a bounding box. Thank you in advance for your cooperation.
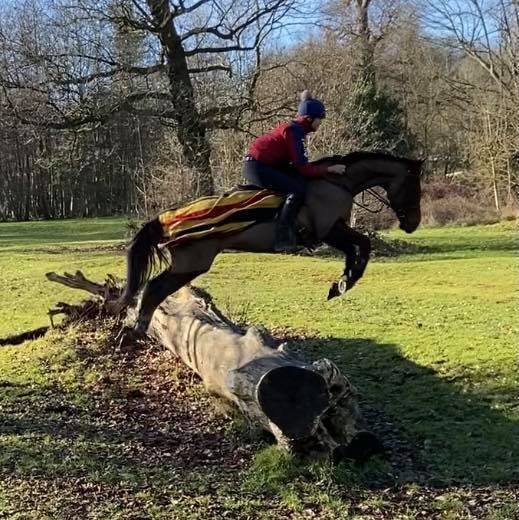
[315,152,424,233]
[386,159,424,233]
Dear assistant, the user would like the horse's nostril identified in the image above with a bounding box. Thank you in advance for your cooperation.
[399,219,414,233]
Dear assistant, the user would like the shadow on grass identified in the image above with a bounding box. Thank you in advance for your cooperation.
[1,335,517,491]
[292,336,519,486]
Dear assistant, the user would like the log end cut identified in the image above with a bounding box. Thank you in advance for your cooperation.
[257,366,329,439]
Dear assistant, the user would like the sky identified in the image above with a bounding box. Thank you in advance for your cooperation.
[0,0,504,53]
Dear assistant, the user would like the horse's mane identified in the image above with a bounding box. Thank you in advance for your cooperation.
[314,150,423,166]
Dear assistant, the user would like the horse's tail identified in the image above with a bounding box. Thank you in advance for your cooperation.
[118,217,166,308]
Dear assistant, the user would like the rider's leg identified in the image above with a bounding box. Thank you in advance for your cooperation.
[274,192,305,251]
[243,159,307,251]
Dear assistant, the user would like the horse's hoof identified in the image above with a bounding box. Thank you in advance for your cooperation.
[115,326,135,350]
[132,321,148,337]
[327,277,351,300]
[115,325,146,350]
[332,432,385,464]
[327,282,340,300]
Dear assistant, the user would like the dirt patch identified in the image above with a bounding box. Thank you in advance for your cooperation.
[73,323,257,473]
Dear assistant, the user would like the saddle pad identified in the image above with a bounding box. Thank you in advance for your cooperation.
[158,188,283,247]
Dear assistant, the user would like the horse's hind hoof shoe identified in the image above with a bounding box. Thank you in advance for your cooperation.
[338,277,348,294]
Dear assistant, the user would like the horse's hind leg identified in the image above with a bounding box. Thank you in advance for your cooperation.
[134,238,220,334]
[134,269,204,334]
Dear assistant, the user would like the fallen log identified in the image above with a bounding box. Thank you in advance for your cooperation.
[46,270,382,462]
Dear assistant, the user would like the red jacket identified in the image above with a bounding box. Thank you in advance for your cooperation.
[247,117,329,177]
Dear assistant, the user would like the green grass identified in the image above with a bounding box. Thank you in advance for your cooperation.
[0,217,517,518]
[0,217,128,336]
[0,217,128,250]
[386,221,518,261]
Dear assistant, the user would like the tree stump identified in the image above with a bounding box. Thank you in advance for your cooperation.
[45,271,382,462]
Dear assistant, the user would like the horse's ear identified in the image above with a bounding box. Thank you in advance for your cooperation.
[300,89,312,101]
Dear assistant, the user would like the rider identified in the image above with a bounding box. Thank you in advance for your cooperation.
[243,90,346,251]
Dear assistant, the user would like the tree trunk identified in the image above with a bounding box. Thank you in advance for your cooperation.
[44,271,382,462]
[146,0,214,197]
[490,156,500,212]
[354,0,376,85]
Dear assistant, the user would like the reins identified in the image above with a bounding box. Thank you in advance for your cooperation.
[326,167,418,215]
[355,189,391,214]
[325,173,392,214]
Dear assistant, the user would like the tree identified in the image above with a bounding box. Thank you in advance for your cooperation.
[0,0,302,197]
[422,0,519,208]
[324,0,414,153]
[0,0,155,219]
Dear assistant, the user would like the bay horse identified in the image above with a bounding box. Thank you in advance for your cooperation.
[111,151,423,333]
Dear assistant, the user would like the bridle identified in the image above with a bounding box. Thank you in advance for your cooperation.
[328,167,419,218]
[354,188,391,214]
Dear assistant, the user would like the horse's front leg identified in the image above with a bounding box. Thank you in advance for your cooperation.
[323,221,371,300]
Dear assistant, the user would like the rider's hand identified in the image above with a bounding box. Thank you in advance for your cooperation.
[328,164,346,175]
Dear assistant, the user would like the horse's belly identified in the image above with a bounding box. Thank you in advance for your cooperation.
[221,222,276,252]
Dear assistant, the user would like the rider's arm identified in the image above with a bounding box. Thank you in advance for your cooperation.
[284,125,329,177]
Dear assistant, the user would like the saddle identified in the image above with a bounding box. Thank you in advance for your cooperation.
[158,186,283,248]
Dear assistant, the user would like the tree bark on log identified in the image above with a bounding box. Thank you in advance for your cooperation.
[45,271,382,462]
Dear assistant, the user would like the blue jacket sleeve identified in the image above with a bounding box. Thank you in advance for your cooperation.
[284,124,329,177]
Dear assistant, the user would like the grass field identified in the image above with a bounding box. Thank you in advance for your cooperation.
[0,218,517,519]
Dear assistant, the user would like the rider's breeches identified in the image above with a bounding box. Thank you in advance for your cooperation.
[242,157,307,198]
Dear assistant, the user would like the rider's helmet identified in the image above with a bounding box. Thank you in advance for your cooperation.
[297,90,326,119]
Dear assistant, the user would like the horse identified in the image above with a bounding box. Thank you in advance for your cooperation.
[111,151,424,333]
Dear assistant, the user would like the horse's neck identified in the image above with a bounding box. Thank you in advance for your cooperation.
[340,159,404,195]
[304,158,406,238]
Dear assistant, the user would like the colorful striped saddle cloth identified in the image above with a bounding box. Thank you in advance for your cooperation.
[158,187,283,247]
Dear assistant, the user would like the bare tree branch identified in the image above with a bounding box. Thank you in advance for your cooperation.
[422,0,518,99]
[188,64,232,74]
[51,63,165,86]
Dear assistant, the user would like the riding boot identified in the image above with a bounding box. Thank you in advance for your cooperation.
[274,193,304,252]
